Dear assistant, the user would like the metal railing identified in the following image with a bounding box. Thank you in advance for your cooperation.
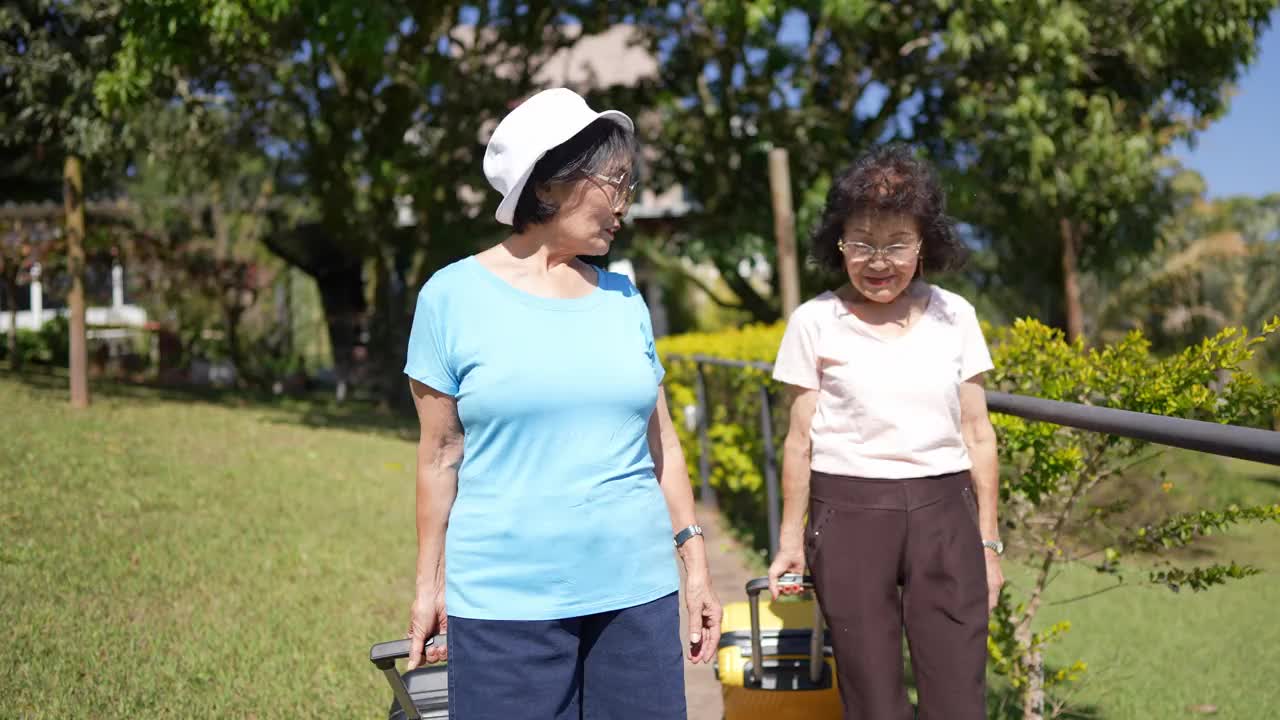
[666,353,1280,559]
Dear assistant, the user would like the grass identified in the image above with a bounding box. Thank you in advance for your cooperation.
[991,451,1280,720]
[1,372,419,718]
[2,371,1278,719]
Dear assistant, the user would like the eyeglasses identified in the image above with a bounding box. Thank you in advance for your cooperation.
[588,171,639,216]
[837,239,921,266]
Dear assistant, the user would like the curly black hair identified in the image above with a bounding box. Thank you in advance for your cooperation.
[810,144,968,276]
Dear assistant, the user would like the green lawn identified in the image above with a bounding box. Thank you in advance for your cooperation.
[996,529,1280,719]
[992,452,1280,719]
[2,372,1278,719]
[1,373,420,718]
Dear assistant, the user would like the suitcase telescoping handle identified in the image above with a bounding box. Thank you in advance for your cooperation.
[368,635,445,720]
[745,575,825,687]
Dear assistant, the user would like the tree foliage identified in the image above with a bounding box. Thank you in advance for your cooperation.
[96,1,634,403]
[1095,188,1280,367]
[932,0,1277,341]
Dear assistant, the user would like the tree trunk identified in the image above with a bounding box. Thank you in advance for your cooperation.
[259,221,367,401]
[1060,217,1085,344]
[714,256,780,324]
[1019,643,1046,720]
[64,154,89,409]
[371,248,414,413]
[222,302,248,387]
[1015,549,1052,720]
[768,147,801,319]
[315,266,366,403]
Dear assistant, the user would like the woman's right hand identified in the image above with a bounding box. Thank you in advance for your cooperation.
[405,587,448,670]
[766,536,807,600]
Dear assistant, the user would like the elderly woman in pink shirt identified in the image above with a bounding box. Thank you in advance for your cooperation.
[766,144,1003,720]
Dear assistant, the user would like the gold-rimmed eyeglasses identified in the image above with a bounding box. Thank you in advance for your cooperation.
[587,171,639,216]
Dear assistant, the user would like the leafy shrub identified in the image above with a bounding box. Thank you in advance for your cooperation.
[0,316,69,367]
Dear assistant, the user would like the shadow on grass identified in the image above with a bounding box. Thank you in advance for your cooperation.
[2,367,417,442]
[266,400,417,442]
[1249,474,1280,491]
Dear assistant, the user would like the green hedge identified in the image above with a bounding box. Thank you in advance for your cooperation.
[0,316,70,367]
[657,322,787,560]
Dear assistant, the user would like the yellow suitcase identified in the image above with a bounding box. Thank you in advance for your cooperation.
[715,575,842,719]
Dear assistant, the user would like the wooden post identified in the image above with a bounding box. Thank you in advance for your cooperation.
[64,154,89,409]
[768,147,801,319]
[1059,217,1085,345]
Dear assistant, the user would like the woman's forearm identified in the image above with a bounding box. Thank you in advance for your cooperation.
[778,436,812,550]
[968,435,1000,540]
[415,456,458,594]
[656,435,698,530]
[655,434,710,575]
[409,380,463,595]
[649,390,708,575]
[778,388,818,553]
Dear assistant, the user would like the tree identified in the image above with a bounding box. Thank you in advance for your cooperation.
[619,1,967,322]
[1094,185,1280,363]
[930,0,1277,343]
[117,99,297,388]
[608,2,1274,334]
[1,0,128,407]
[100,1,633,405]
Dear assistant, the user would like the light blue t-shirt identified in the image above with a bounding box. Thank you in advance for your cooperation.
[403,256,679,621]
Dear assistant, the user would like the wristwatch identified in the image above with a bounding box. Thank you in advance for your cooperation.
[674,524,704,548]
[982,539,1005,556]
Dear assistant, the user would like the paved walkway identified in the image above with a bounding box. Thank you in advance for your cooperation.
[678,501,760,720]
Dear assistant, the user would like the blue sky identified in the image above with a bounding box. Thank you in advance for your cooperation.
[1176,18,1280,199]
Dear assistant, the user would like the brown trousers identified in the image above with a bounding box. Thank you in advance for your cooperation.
[806,470,989,720]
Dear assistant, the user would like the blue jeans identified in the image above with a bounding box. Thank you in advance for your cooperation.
[446,592,686,719]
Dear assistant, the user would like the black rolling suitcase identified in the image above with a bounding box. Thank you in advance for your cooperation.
[368,636,449,720]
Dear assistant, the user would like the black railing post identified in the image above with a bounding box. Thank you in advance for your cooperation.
[759,381,780,560]
[693,362,716,509]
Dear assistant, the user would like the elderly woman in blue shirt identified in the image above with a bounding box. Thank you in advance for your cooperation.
[401,88,722,720]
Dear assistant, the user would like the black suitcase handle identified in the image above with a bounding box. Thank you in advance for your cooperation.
[368,636,446,720]
[745,574,825,687]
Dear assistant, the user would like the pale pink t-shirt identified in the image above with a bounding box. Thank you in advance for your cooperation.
[772,285,994,479]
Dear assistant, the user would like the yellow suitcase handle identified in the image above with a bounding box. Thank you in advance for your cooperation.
[745,575,825,687]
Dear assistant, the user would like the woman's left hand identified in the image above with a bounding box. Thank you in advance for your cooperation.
[684,572,722,664]
[985,551,1005,611]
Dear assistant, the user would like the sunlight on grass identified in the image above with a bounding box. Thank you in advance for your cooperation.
[2,373,1277,718]
[1,375,419,717]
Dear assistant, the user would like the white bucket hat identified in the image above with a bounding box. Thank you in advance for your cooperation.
[483,87,635,226]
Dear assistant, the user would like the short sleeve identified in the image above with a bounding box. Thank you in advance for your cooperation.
[959,306,995,381]
[772,308,821,390]
[634,292,666,385]
[403,283,460,395]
